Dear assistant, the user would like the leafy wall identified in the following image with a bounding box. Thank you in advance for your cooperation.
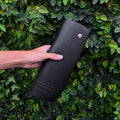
[0,0,120,120]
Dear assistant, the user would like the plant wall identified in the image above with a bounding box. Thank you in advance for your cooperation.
[0,0,120,120]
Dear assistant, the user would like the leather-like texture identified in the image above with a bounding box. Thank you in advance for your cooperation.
[30,19,89,101]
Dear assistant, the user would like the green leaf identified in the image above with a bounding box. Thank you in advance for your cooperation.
[0,23,6,32]
[6,77,15,86]
[111,84,116,91]
[39,6,49,14]
[113,4,120,12]
[100,15,107,21]
[57,1,62,6]
[116,47,120,54]
[0,91,4,98]
[24,0,27,5]
[29,10,39,18]
[11,10,19,16]
[95,11,100,20]
[51,12,55,18]
[11,85,19,91]
[50,0,56,6]
[56,115,64,120]
[114,111,119,115]
[1,2,7,10]
[68,12,73,20]
[12,94,20,101]
[97,82,102,89]
[102,88,107,97]
[103,60,108,68]
[4,88,10,96]
[109,41,118,49]
[63,0,68,5]
[99,91,103,97]
[0,8,4,16]
[111,48,115,54]
[92,0,98,5]
[81,1,87,8]
[105,0,109,3]
[110,62,116,70]
[70,0,76,4]
[114,27,120,33]
[97,31,103,35]
[29,21,37,33]
[100,0,105,4]
[77,62,81,69]
[105,33,112,38]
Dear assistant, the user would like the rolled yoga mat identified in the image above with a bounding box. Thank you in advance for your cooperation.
[30,19,89,101]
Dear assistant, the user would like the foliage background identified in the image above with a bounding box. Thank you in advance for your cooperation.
[0,0,120,119]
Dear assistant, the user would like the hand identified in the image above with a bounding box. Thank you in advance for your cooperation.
[23,45,63,69]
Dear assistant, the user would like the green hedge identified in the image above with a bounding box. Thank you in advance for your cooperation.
[0,0,120,119]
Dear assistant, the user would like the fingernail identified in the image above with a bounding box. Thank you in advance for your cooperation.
[57,55,63,59]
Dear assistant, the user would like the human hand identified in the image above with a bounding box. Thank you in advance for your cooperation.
[23,45,63,69]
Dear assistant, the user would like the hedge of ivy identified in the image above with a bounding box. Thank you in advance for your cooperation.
[0,0,120,119]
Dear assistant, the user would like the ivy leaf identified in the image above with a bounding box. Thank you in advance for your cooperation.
[116,47,120,54]
[114,111,119,115]
[4,88,10,96]
[110,62,116,70]
[24,0,27,5]
[111,84,116,91]
[68,12,73,20]
[56,115,64,120]
[99,91,103,97]
[100,15,107,21]
[102,88,107,97]
[0,8,4,16]
[113,4,120,12]
[100,0,105,4]
[11,85,19,92]
[92,0,98,5]
[70,0,76,4]
[109,40,118,49]
[39,6,49,14]
[57,1,62,6]
[97,82,102,90]
[81,1,87,8]
[105,0,109,3]
[0,23,6,32]
[6,77,15,86]
[111,48,115,54]
[1,2,7,10]
[10,10,19,16]
[50,0,56,6]
[12,94,20,101]
[114,27,120,33]
[77,62,81,69]
[63,0,68,5]
[103,60,108,68]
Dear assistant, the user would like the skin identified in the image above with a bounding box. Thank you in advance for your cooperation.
[0,45,63,70]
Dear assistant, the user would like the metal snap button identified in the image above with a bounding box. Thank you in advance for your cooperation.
[78,33,82,38]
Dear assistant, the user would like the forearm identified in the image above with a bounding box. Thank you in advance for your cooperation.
[0,45,63,70]
[0,51,28,70]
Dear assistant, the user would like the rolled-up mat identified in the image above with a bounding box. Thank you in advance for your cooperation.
[30,19,89,101]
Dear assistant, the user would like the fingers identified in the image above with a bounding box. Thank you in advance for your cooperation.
[40,45,51,52]
[45,53,63,60]
[39,45,63,60]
